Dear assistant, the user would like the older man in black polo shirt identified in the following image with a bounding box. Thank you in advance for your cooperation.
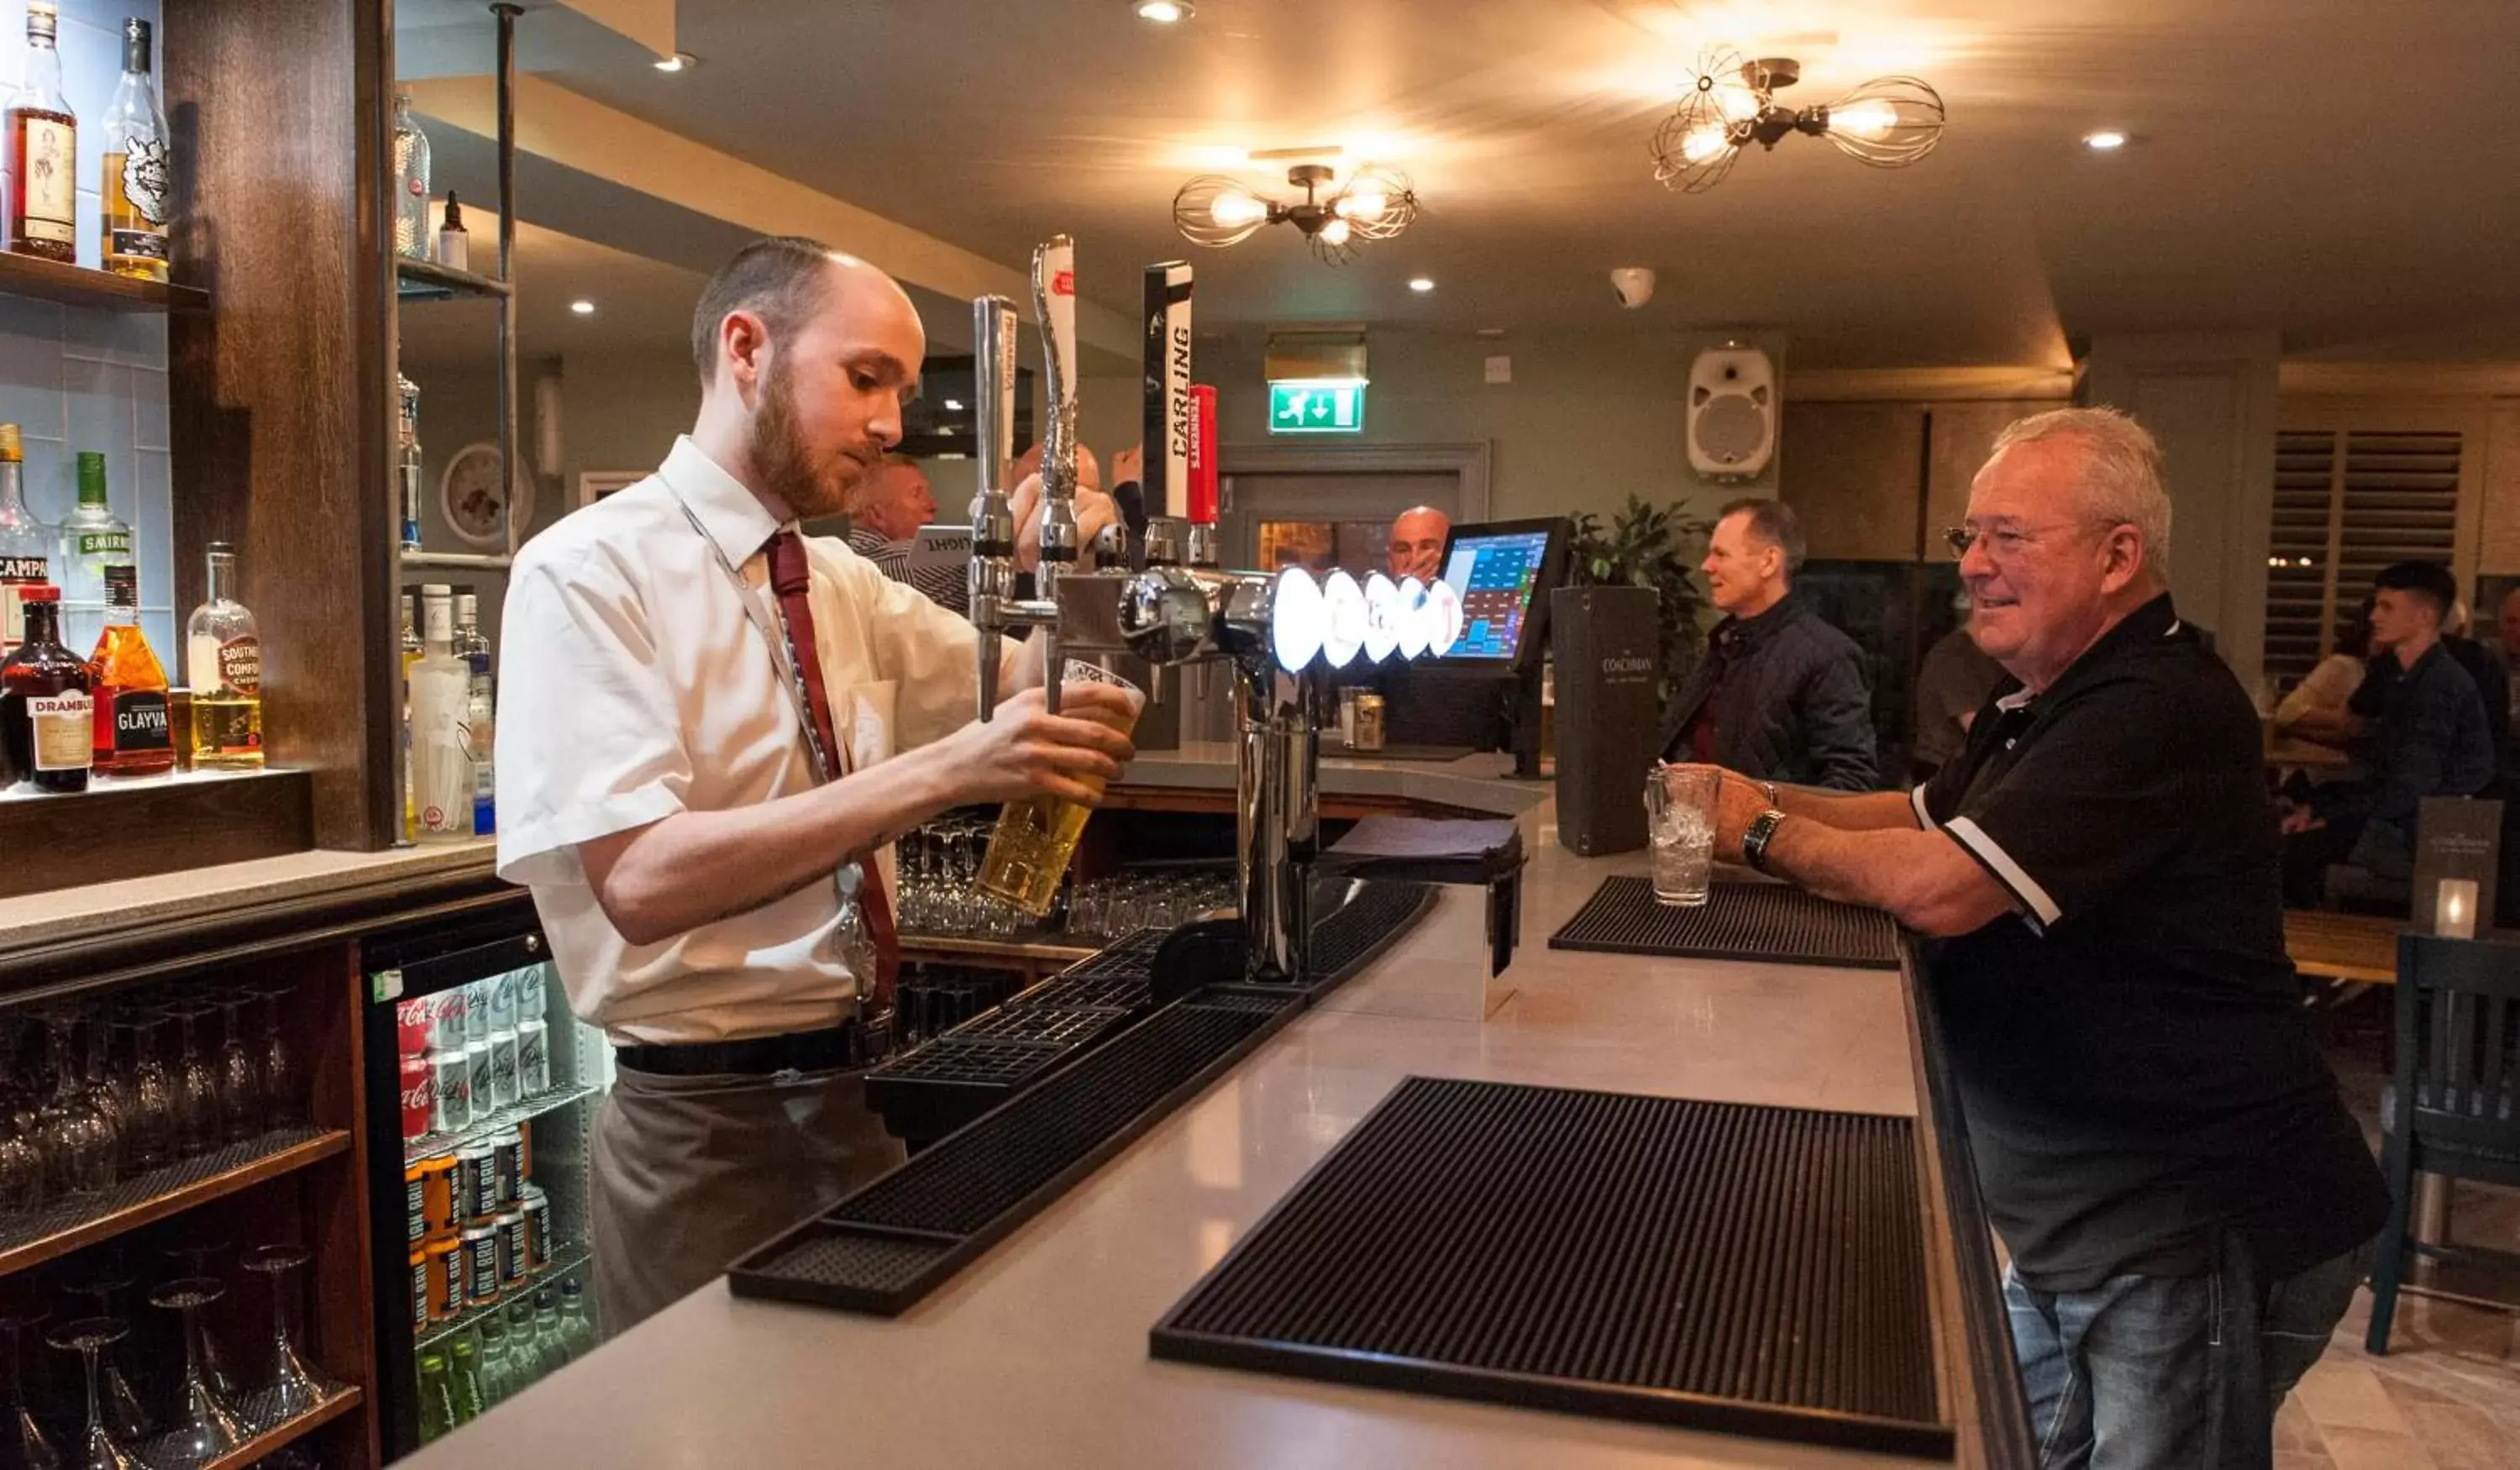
[1676,407,2386,1467]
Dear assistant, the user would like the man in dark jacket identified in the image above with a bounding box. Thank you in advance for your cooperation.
[1655,498,1877,790]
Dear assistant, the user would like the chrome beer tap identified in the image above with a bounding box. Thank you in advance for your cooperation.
[969,234,1085,719]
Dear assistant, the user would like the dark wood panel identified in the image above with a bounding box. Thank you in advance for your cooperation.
[166,0,396,851]
[1779,402,1929,560]
[0,248,209,311]
[0,770,312,898]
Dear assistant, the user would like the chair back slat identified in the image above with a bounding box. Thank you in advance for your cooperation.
[2397,935,2520,1142]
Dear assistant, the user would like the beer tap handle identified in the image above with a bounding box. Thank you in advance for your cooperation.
[970,294,1021,722]
[1032,235,1081,714]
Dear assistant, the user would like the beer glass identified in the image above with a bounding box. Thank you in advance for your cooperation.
[1643,764,1719,907]
[975,662,1146,916]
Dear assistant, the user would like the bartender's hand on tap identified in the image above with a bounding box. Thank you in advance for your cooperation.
[927,683,1138,806]
[1007,473,1121,573]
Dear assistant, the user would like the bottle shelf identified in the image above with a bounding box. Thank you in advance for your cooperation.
[0,1126,350,1276]
[414,1242,591,1355]
[396,258,511,302]
[404,1079,597,1168]
[398,549,513,570]
[180,1383,364,1470]
[0,249,207,312]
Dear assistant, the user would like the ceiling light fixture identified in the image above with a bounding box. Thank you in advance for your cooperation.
[1173,162,1420,265]
[1407,276,1436,293]
[2082,129,2128,151]
[1652,47,1945,194]
[570,299,596,315]
[1133,0,1193,23]
[653,51,696,72]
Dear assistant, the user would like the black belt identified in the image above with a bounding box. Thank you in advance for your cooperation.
[613,1018,887,1078]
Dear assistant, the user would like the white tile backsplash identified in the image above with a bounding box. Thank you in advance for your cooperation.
[0,0,176,657]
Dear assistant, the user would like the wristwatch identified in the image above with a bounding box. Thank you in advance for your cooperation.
[1759,780,1780,807]
[1741,808,1788,872]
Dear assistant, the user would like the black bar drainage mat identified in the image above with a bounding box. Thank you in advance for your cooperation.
[1548,875,1899,969]
[1151,1078,1947,1457]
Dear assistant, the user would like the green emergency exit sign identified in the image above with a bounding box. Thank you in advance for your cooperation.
[1268,378,1368,434]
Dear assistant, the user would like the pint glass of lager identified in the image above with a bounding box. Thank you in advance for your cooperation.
[976,660,1146,915]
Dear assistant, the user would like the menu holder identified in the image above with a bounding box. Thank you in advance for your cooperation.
[2413,796,2502,937]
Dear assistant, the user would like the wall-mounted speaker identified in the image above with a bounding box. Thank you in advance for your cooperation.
[1686,344,1777,480]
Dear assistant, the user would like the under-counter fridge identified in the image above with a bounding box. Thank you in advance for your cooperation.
[360,909,612,1459]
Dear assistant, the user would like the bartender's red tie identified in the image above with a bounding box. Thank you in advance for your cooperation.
[766,529,900,1022]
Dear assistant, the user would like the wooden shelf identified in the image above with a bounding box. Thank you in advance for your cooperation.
[399,549,513,570]
[187,1385,364,1470]
[0,768,313,901]
[0,249,207,312]
[0,1127,350,1276]
[396,258,511,301]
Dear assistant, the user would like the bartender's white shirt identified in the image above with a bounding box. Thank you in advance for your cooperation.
[495,435,1000,1045]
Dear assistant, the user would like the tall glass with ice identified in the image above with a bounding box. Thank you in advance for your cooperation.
[975,660,1147,916]
[1644,764,1719,906]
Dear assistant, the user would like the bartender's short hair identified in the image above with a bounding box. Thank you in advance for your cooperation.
[691,235,841,381]
[2374,560,2458,621]
[1989,407,2172,574]
[1717,497,1806,575]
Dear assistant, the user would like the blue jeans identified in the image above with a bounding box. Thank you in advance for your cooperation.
[2005,1235,2374,1469]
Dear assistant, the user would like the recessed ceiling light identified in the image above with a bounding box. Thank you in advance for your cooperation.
[2082,129,2129,151]
[1407,277,1436,293]
[1134,0,1193,23]
[654,51,696,72]
[570,299,596,316]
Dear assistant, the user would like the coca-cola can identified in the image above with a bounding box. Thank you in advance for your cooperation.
[430,991,466,1053]
[463,982,491,1043]
[464,1040,493,1122]
[517,1017,550,1097]
[487,972,517,1032]
[396,999,432,1060]
[486,1029,519,1110]
[428,1047,470,1134]
[399,1053,433,1142]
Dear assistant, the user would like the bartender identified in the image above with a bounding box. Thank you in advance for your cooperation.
[495,236,1131,1331]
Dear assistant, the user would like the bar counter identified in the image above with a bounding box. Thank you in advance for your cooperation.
[397,753,2026,1468]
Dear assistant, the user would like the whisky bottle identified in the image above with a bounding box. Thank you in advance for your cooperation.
[409,585,473,842]
[55,453,130,654]
[89,564,173,776]
[0,585,91,792]
[7,3,76,263]
[0,424,45,656]
[99,18,171,281]
[186,542,263,769]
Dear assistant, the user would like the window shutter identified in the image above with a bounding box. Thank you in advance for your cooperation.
[2262,428,2463,688]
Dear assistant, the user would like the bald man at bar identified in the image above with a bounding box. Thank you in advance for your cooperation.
[496,238,1135,1330]
[1388,506,1450,584]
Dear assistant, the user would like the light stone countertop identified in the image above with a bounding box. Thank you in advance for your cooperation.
[402,794,1954,1470]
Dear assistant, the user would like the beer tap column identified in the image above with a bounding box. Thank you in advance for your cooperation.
[1031,236,1082,713]
[968,295,1022,722]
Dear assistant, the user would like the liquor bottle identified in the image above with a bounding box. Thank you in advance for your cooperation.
[397,373,424,551]
[99,18,171,281]
[402,591,421,839]
[7,3,76,264]
[186,542,263,769]
[55,454,131,654]
[436,191,469,272]
[391,92,430,260]
[0,424,45,656]
[416,1350,456,1443]
[0,585,92,792]
[455,591,495,833]
[410,584,472,841]
[89,564,173,776]
[446,1336,484,1425]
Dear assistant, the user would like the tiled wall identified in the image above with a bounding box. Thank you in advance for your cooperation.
[0,0,173,655]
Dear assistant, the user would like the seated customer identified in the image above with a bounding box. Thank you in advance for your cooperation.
[845,454,968,615]
[2273,596,2371,733]
[1655,498,1877,790]
[2281,561,2496,905]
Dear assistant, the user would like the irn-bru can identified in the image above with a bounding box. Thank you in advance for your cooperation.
[424,1236,461,1320]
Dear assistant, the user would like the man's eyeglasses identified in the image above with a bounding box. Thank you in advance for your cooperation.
[1942,520,2127,560]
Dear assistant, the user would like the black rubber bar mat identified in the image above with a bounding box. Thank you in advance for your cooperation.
[1151,1078,1946,1457]
[728,994,1290,1315]
[1547,875,1899,970]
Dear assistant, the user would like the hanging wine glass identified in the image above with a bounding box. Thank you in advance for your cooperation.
[250,986,302,1129]
[0,1312,58,1470]
[240,1245,344,1427]
[163,1009,218,1161]
[71,1016,128,1184]
[213,995,260,1145]
[34,1014,114,1199]
[160,1245,238,1404]
[141,1278,242,1468]
[43,1318,139,1470]
[106,1018,170,1178]
[0,1031,44,1226]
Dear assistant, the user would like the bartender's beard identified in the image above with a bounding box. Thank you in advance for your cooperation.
[749,361,868,522]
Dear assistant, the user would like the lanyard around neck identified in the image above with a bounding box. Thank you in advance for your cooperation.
[664,480,840,785]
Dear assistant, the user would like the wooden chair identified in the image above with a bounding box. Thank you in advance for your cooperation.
[2365,932,2520,1352]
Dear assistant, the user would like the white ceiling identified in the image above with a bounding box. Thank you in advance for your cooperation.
[396,208,707,374]
[414,0,2520,368]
